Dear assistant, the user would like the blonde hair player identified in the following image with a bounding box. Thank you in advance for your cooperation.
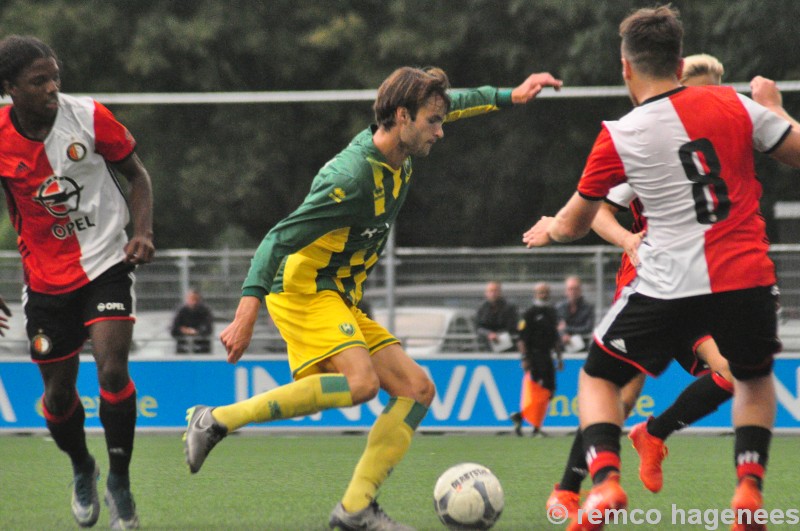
[680,53,724,86]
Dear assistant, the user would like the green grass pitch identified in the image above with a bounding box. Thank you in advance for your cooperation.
[0,432,798,529]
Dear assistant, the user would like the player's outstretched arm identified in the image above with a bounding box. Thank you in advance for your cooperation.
[523,192,600,247]
[592,202,645,267]
[522,216,557,247]
[751,76,800,131]
[220,296,261,364]
[770,131,800,168]
[511,73,562,104]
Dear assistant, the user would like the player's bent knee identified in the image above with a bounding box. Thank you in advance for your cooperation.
[43,387,76,412]
[96,366,131,393]
[412,375,436,407]
[348,373,381,404]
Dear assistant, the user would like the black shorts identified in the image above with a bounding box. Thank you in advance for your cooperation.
[23,262,136,363]
[673,333,713,377]
[586,285,780,381]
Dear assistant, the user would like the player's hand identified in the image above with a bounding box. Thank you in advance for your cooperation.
[124,234,155,265]
[622,229,646,267]
[522,216,555,248]
[220,319,254,364]
[220,296,261,364]
[751,76,782,109]
[511,73,562,104]
[0,296,11,337]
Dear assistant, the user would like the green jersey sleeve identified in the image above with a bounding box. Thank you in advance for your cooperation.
[241,171,369,299]
[445,86,513,123]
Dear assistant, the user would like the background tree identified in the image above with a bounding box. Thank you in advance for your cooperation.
[1,0,798,248]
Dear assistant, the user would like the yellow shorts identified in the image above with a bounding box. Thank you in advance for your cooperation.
[265,290,399,379]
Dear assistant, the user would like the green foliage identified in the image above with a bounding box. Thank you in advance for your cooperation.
[0,0,798,249]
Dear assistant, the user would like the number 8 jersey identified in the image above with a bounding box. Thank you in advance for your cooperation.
[578,85,791,299]
[0,93,135,294]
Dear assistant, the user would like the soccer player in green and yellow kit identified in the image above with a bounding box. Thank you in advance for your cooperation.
[184,66,561,530]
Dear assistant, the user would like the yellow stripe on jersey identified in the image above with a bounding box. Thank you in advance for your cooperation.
[333,277,345,292]
[336,249,365,279]
[445,104,500,123]
[282,228,350,292]
[336,248,373,303]
[351,252,379,303]
[350,285,362,304]
[351,254,369,301]
[367,156,405,206]
[367,158,386,215]
[392,167,402,198]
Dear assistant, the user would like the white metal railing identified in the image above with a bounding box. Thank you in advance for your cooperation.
[1,244,800,356]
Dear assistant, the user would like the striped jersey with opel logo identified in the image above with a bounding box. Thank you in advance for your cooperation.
[0,93,135,294]
[578,85,791,299]
[242,86,514,304]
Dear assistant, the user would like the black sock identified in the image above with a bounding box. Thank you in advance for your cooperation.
[44,394,91,471]
[107,470,130,491]
[559,429,588,493]
[734,426,771,490]
[647,372,733,440]
[582,423,621,484]
[99,388,137,478]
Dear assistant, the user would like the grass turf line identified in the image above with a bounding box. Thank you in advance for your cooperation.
[0,432,797,530]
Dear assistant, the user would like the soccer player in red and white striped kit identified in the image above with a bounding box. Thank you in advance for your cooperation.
[525,6,800,531]
[0,36,154,528]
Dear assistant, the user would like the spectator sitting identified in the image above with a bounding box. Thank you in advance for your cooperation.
[555,275,594,352]
[475,280,518,353]
[171,288,214,354]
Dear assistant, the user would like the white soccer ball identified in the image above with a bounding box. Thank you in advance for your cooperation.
[433,462,504,530]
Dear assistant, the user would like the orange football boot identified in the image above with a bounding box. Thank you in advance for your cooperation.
[566,473,627,531]
[546,483,580,522]
[628,419,668,493]
[731,476,766,531]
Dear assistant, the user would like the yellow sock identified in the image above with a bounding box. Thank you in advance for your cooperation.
[341,397,428,512]
[211,374,352,432]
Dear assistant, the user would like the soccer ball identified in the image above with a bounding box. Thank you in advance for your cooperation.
[433,462,504,530]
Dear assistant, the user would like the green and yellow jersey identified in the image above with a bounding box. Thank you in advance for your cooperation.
[242,86,514,304]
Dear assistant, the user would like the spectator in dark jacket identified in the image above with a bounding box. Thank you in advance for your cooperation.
[171,288,214,353]
[475,281,518,353]
[555,275,594,352]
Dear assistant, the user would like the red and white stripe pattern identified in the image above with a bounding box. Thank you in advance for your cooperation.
[0,94,135,294]
[579,86,789,299]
